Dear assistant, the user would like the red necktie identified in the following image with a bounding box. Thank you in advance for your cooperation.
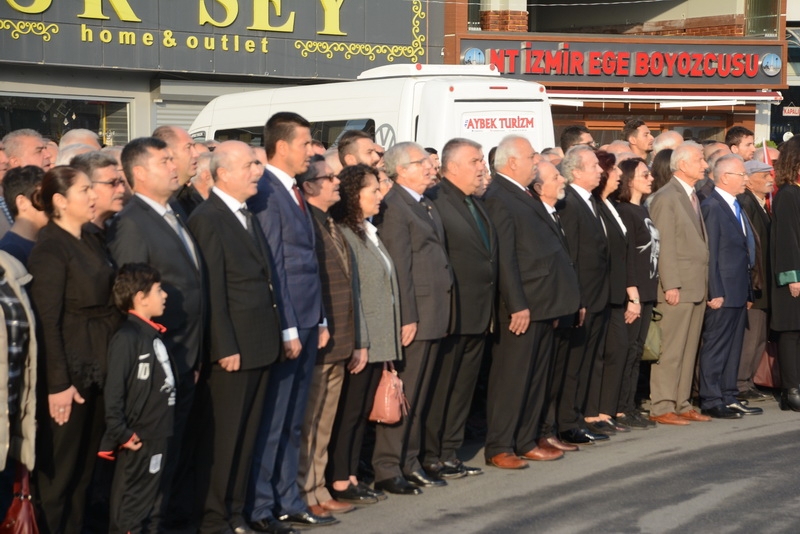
[292,183,306,215]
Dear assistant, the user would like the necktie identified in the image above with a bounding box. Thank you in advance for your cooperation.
[164,209,199,269]
[419,197,433,219]
[524,188,534,198]
[552,211,565,236]
[465,196,490,250]
[690,191,705,240]
[292,183,307,215]
[239,207,257,242]
[589,196,607,237]
[327,217,350,276]
[733,199,745,235]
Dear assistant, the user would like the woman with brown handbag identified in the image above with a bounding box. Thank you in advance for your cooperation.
[327,164,403,504]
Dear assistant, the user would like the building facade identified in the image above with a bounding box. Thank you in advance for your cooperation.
[447,0,788,146]
[0,0,444,143]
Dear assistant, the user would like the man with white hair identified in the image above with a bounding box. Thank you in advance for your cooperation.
[55,143,94,166]
[652,130,683,158]
[1,129,52,236]
[483,141,581,468]
[648,142,710,425]
[59,128,101,150]
[697,154,761,418]
[551,145,611,445]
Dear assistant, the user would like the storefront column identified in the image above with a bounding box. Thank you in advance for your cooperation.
[480,0,527,32]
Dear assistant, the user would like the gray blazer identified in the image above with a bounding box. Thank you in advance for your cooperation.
[341,225,402,364]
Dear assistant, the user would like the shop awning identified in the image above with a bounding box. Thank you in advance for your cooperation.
[547,90,783,109]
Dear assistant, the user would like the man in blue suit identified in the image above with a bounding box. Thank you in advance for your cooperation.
[247,112,336,532]
[699,154,762,419]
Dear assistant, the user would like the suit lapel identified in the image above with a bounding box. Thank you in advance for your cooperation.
[266,171,314,233]
[134,196,200,272]
[313,217,350,277]
[439,181,490,255]
[209,194,270,268]
[671,178,705,240]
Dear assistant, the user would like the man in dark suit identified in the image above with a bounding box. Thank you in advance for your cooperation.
[736,159,773,402]
[187,141,283,534]
[108,136,205,529]
[247,112,334,530]
[296,156,363,518]
[373,142,453,495]
[483,138,582,468]
[553,145,611,446]
[422,138,496,478]
[698,154,762,419]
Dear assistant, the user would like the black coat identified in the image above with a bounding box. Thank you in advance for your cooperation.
[187,192,281,370]
[596,199,628,306]
[556,185,610,313]
[107,195,206,376]
[426,178,498,335]
[770,184,800,331]
[28,221,121,393]
[483,175,580,322]
[737,189,770,310]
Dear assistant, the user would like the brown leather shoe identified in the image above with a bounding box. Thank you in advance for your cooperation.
[520,446,564,461]
[309,504,333,517]
[485,452,529,470]
[677,410,712,422]
[319,499,354,513]
[649,412,691,426]
[538,436,579,452]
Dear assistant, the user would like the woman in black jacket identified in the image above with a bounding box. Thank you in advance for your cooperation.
[28,166,121,534]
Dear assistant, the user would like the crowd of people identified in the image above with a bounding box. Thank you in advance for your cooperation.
[0,114,796,534]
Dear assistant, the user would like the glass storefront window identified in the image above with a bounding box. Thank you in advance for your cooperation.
[0,96,129,146]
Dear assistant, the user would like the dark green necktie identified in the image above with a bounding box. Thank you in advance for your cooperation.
[465,196,490,250]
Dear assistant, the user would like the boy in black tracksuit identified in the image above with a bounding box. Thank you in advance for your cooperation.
[99,263,176,534]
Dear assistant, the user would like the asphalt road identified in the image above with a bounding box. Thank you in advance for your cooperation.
[325,395,800,534]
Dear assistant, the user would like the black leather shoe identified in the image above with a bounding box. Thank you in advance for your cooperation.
[586,421,617,435]
[443,459,483,476]
[558,428,593,445]
[737,388,769,402]
[702,405,743,419]
[357,481,387,501]
[607,417,631,432]
[250,517,298,534]
[405,469,447,487]
[726,401,763,415]
[582,428,610,442]
[329,483,378,505]
[374,476,422,495]
[232,526,256,534]
[781,388,800,412]
[277,511,338,527]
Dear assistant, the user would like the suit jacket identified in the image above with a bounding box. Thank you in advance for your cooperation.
[425,178,498,335]
[341,226,402,363]
[597,199,628,306]
[483,176,580,322]
[555,184,609,314]
[737,189,770,310]
[187,192,281,370]
[375,185,452,341]
[248,169,324,331]
[107,195,205,376]
[701,189,754,308]
[649,177,709,304]
[310,210,366,364]
[771,184,800,331]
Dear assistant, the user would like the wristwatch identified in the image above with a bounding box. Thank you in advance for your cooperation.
[628,298,640,304]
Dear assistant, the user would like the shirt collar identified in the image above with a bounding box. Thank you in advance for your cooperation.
[364,220,379,239]
[135,192,169,216]
[716,187,738,210]
[266,164,296,191]
[674,176,695,196]
[570,183,593,202]
[497,172,528,192]
[400,184,423,202]
[212,187,247,215]
[128,310,167,333]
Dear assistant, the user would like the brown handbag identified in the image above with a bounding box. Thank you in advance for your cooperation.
[369,361,409,425]
[0,463,39,534]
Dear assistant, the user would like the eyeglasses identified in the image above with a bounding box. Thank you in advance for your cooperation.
[313,174,337,182]
[379,178,392,186]
[724,171,747,178]
[93,178,126,187]
[580,141,599,149]
[406,158,433,169]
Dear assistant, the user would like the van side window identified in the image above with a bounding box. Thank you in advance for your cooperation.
[215,127,263,146]
[311,119,375,148]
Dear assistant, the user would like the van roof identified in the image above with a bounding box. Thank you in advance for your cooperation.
[357,63,500,80]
